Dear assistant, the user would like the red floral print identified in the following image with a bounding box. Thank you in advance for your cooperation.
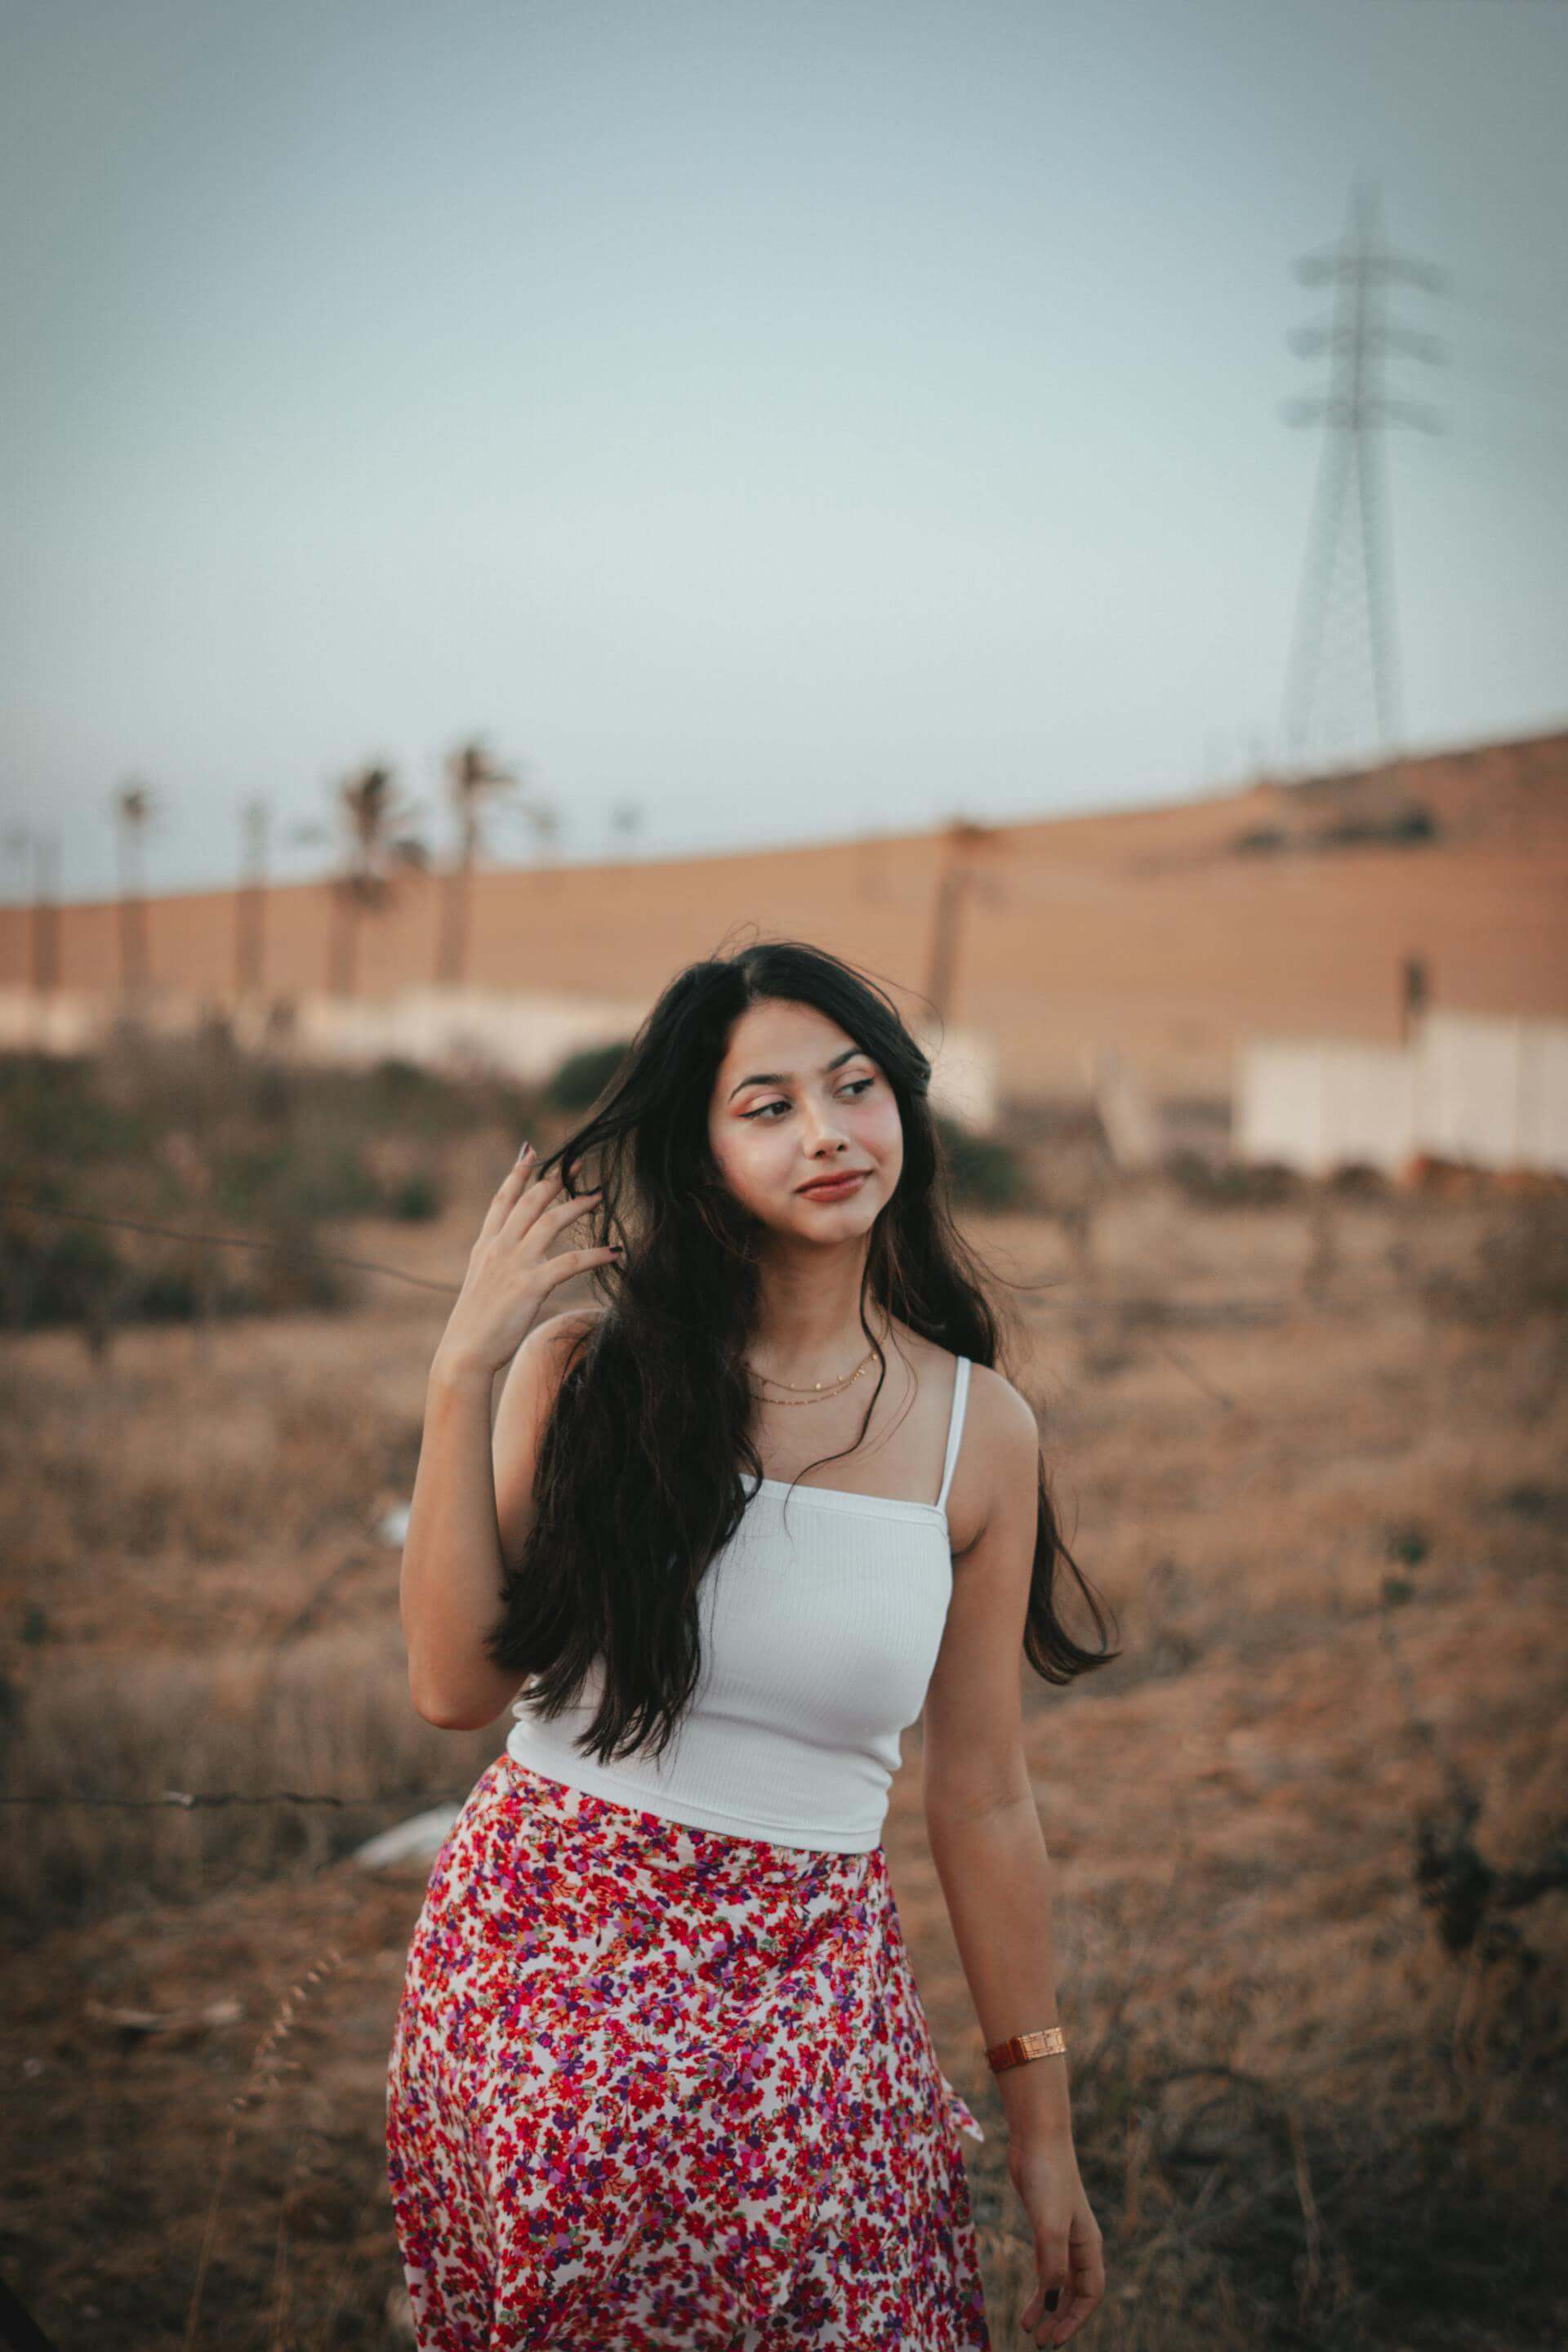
[386,1751,991,2349]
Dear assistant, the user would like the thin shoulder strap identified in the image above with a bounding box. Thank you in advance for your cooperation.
[935,1356,972,1512]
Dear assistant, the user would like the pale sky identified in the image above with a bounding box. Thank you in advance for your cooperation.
[2,0,1566,905]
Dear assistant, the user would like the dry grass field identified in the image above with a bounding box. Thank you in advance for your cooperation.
[3,1126,1566,2349]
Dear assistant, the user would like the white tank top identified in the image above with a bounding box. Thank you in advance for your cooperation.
[504,1356,973,1852]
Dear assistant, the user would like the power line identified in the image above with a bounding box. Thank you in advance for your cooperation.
[1,1191,1359,1822]
[1,1190,1258,1418]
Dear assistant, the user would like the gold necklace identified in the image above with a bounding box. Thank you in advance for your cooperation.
[748,1356,874,1406]
[746,1345,878,1405]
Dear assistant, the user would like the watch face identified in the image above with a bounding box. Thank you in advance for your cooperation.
[988,2029,1062,2070]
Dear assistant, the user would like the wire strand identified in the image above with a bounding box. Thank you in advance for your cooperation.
[2,1784,476,1810]
[0,1191,461,1295]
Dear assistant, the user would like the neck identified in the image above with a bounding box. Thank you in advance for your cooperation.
[746,1233,887,1378]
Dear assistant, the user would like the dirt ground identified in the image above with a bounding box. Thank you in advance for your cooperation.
[3,1160,1566,2350]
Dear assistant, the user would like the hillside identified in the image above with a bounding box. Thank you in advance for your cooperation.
[3,724,1566,1098]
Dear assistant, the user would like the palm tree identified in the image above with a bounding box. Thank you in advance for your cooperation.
[608,800,644,853]
[327,761,430,998]
[112,779,158,1005]
[924,818,1002,1023]
[434,736,521,987]
[234,797,269,999]
[519,799,561,858]
[29,828,60,996]
[2,827,28,987]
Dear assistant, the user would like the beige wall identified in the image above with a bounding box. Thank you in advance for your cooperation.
[4,725,1566,1103]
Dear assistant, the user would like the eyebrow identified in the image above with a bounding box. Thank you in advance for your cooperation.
[727,1045,866,1103]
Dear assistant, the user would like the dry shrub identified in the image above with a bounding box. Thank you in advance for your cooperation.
[1423,1195,1568,1324]
[0,1326,420,1648]
[3,1633,494,1941]
[4,1165,1566,2347]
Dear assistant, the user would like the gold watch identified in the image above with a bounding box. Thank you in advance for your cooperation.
[986,2026,1067,2074]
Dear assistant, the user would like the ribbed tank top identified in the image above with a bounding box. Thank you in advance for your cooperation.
[504,1356,973,1852]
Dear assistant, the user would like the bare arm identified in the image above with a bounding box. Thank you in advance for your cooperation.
[921,1368,1074,2143]
[399,1141,617,1726]
[401,1306,604,1728]
[401,1354,506,1728]
[921,1365,1107,2344]
[398,1137,615,1729]
[926,1801,1073,2144]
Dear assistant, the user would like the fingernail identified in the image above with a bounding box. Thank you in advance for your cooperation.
[517,1140,532,1160]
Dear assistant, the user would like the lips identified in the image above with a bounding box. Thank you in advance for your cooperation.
[797,1170,869,1200]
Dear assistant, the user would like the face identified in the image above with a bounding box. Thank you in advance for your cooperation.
[707,998,903,1241]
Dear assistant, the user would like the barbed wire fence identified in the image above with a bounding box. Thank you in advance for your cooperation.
[6,1147,1548,2352]
[2,1190,484,1816]
[2,1174,1252,1815]
[2,1785,477,1810]
[1,1192,462,1297]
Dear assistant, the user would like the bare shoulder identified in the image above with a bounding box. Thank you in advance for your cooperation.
[947,1359,1040,1555]
[495,1302,608,1432]
[491,1303,609,1554]
[965,1360,1039,1445]
[532,1299,609,1365]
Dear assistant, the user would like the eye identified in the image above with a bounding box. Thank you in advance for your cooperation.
[742,1075,875,1120]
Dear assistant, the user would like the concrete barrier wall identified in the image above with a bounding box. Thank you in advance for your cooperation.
[278,986,653,1085]
[1235,1040,1417,1174]
[1523,1024,1568,1171]
[1417,1011,1568,1174]
[1236,1011,1568,1175]
[0,987,106,1055]
[0,983,1000,1131]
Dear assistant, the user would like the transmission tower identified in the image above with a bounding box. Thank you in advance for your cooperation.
[1278,176,1445,776]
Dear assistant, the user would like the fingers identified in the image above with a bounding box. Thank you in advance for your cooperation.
[1015,2173,1105,2346]
[533,1242,624,1293]
[1036,2247,1106,2345]
[504,1174,605,1249]
[479,1146,608,1253]
[477,1142,537,1244]
[1024,2240,1071,2343]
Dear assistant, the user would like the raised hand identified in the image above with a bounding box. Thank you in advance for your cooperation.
[432,1143,621,1383]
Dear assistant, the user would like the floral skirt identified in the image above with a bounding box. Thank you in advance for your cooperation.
[385,1749,991,2350]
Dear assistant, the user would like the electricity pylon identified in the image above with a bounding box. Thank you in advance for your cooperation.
[1278,176,1445,776]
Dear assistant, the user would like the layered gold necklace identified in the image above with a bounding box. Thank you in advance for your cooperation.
[745,1338,883,1407]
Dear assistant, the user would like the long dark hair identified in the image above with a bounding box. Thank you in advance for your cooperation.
[483,935,1119,1764]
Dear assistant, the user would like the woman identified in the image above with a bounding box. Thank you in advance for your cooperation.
[388,938,1115,2350]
